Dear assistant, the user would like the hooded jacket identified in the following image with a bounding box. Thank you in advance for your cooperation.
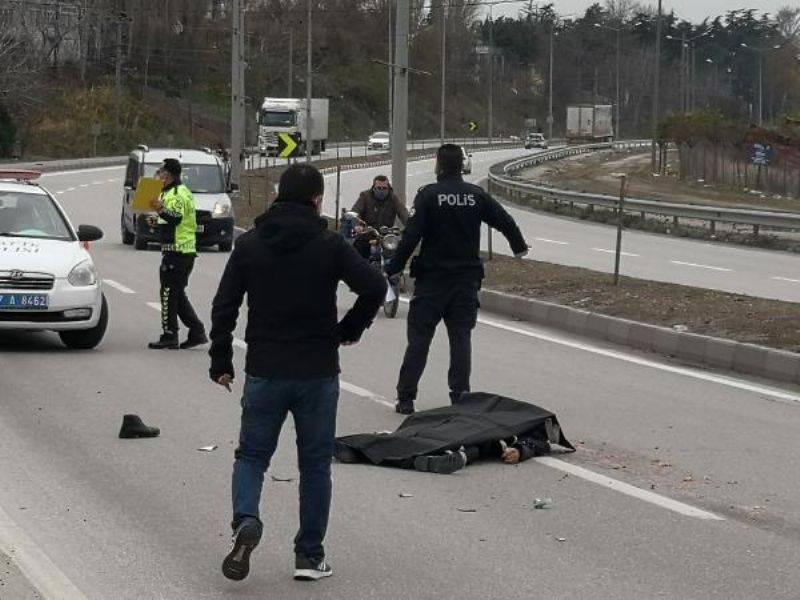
[209,201,387,380]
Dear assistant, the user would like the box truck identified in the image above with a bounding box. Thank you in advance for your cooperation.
[566,104,614,144]
[257,97,329,156]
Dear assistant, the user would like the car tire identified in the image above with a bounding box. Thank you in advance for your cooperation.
[219,241,233,252]
[59,295,108,350]
[121,213,134,245]
[134,234,149,250]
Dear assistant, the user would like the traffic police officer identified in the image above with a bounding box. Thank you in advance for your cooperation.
[385,144,529,414]
[148,158,208,350]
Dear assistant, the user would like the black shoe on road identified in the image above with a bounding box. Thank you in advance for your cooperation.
[148,335,179,350]
[222,518,262,581]
[395,400,415,415]
[118,414,160,439]
[414,451,467,475]
[294,556,333,581]
[179,332,209,349]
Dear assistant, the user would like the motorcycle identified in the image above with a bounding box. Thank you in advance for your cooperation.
[340,210,403,318]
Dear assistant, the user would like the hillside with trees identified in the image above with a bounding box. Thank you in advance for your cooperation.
[1,0,798,159]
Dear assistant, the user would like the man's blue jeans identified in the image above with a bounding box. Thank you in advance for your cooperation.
[232,375,339,561]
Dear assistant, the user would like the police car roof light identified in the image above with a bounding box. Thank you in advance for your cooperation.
[0,170,42,182]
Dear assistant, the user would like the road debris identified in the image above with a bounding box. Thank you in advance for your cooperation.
[398,493,414,498]
[197,445,218,452]
[457,507,477,513]
[270,475,294,482]
[533,498,553,510]
[555,537,566,542]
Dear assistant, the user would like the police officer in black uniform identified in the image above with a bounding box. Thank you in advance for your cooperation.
[385,144,530,415]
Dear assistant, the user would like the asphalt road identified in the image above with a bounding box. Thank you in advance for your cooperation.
[1,153,800,599]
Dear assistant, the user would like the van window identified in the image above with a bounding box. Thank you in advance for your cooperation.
[124,159,138,188]
[143,163,224,194]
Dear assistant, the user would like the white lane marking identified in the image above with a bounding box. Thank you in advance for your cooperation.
[79,184,90,188]
[477,314,800,404]
[397,297,800,404]
[103,279,135,294]
[340,382,395,409]
[146,302,161,312]
[106,178,116,183]
[535,456,724,521]
[55,191,64,195]
[772,277,800,284]
[670,260,732,273]
[0,503,89,599]
[65,187,76,192]
[592,248,639,257]
[534,238,569,245]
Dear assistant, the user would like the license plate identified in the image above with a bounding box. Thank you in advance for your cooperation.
[196,225,205,233]
[0,293,49,310]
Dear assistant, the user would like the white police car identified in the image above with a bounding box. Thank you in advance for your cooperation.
[0,170,107,349]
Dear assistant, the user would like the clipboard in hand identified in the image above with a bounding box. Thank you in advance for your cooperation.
[131,178,164,213]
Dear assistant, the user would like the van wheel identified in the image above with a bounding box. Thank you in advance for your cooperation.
[121,213,134,245]
[134,234,149,250]
[59,295,108,350]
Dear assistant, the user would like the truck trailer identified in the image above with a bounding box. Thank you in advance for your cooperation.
[566,105,614,144]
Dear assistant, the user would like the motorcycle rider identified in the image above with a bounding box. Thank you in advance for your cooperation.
[350,176,408,260]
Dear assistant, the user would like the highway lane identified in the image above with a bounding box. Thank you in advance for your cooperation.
[0,161,799,598]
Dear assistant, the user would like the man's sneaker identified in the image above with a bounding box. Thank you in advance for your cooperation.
[414,450,467,475]
[395,399,415,415]
[294,556,333,581]
[222,518,262,581]
[179,332,209,349]
[148,334,179,350]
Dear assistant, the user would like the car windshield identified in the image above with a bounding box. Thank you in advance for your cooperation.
[144,163,225,194]
[260,110,297,127]
[372,132,390,139]
[0,191,73,241]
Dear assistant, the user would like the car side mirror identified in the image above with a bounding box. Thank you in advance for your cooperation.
[77,225,103,242]
[228,182,239,192]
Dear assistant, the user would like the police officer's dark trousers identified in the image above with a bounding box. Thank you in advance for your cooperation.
[396,278,479,405]
[159,252,203,337]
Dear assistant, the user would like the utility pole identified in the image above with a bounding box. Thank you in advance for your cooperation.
[391,0,410,203]
[388,0,394,134]
[758,53,763,126]
[231,0,246,186]
[288,28,293,97]
[680,31,687,112]
[439,1,447,145]
[548,27,554,141]
[115,6,124,138]
[488,4,494,143]
[651,0,662,173]
[615,25,621,139]
[305,0,313,162]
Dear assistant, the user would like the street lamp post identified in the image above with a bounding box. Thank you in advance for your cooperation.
[548,27,555,141]
[739,43,782,127]
[594,22,622,140]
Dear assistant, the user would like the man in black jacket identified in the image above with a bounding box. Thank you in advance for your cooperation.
[385,144,530,415]
[209,164,386,583]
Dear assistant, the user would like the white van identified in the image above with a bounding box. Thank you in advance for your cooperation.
[120,146,236,252]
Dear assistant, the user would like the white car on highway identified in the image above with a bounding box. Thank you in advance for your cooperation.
[0,170,107,349]
[461,146,473,174]
[367,131,391,151]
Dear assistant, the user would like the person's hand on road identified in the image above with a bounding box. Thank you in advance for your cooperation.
[502,448,521,464]
[215,374,233,392]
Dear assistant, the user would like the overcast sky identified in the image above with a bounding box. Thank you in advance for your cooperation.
[491,1,788,23]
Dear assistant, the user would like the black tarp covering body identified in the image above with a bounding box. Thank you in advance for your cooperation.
[336,392,574,466]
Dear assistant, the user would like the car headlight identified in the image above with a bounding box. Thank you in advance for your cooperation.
[213,201,232,219]
[68,259,98,287]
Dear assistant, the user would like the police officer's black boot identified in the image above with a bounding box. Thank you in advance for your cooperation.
[148,333,179,350]
[179,329,209,349]
[395,399,415,415]
[118,414,160,439]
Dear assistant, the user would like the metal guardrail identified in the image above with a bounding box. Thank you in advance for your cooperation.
[489,141,800,233]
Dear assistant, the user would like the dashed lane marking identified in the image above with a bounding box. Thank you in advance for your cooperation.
[670,260,732,272]
[103,279,135,294]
